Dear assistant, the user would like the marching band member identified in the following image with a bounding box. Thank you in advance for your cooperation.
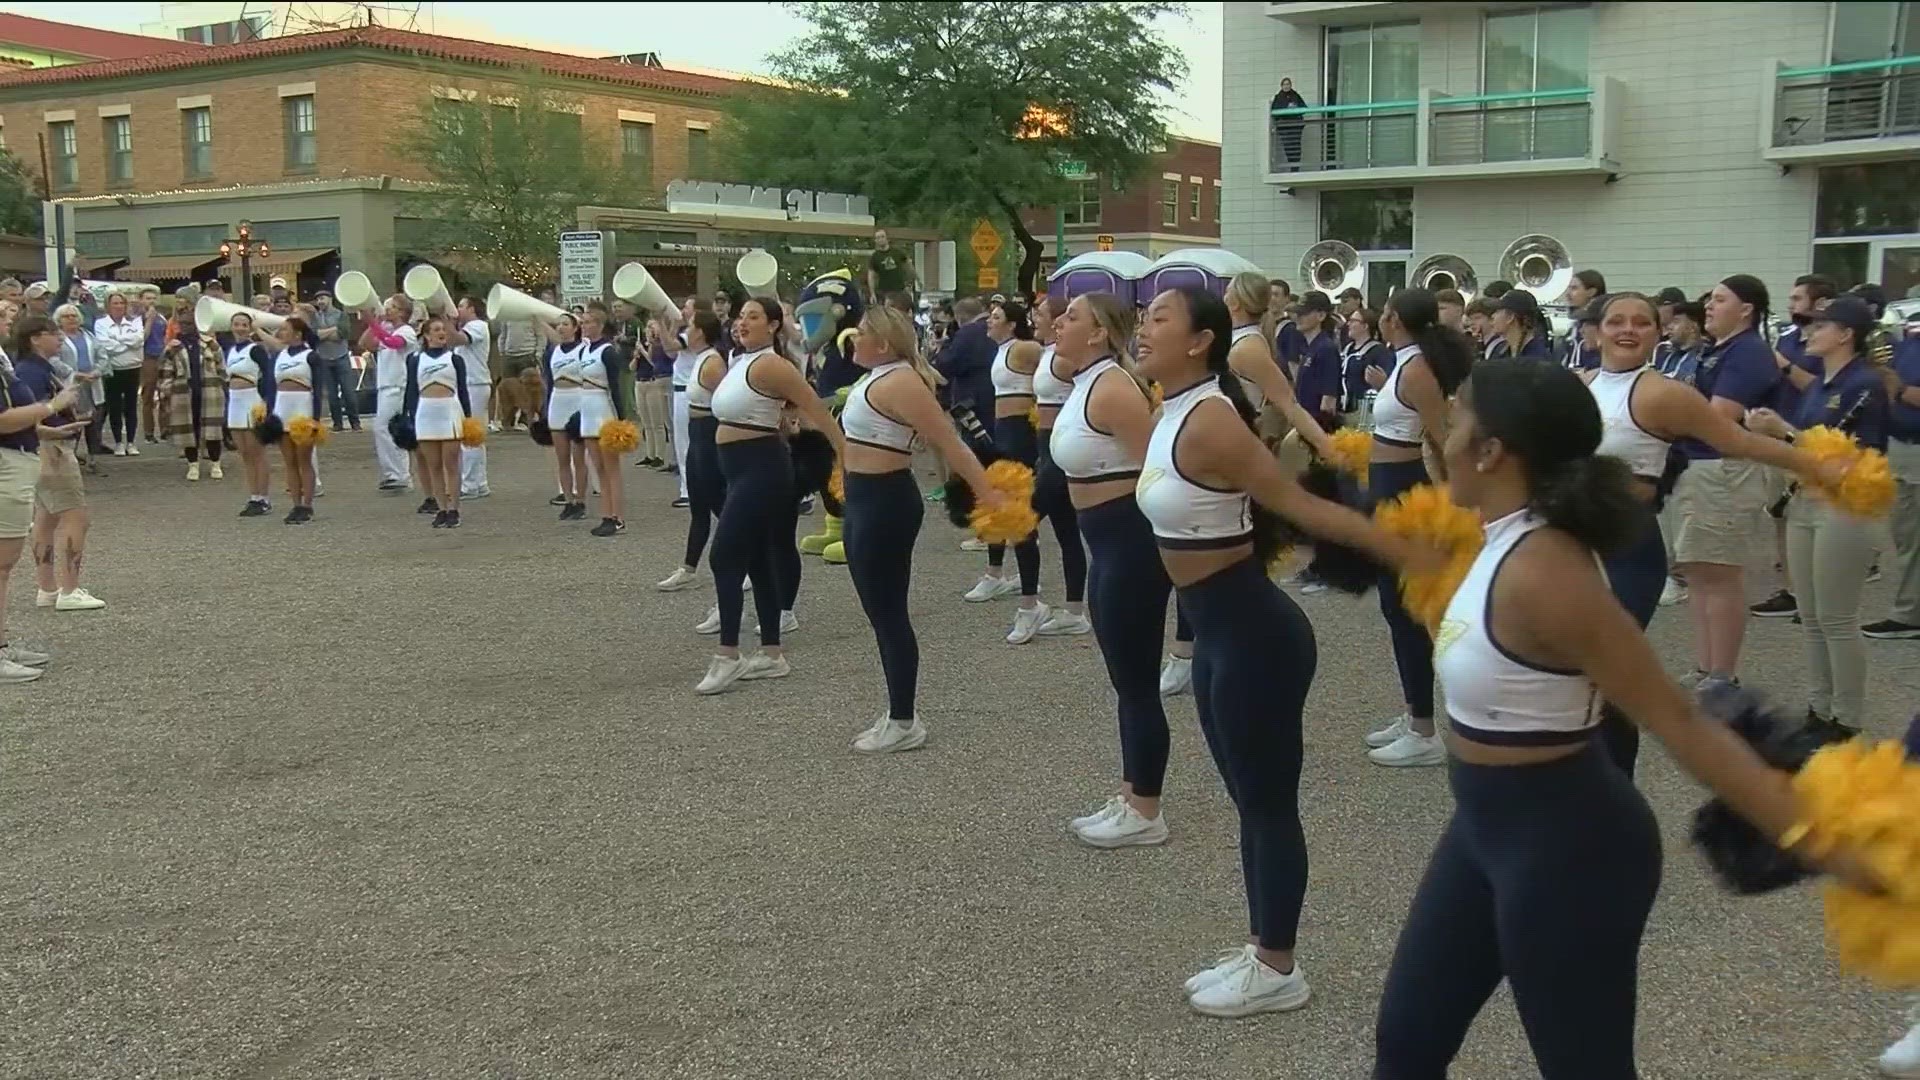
[0,335,76,682]
[269,317,323,524]
[454,296,492,501]
[403,314,476,530]
[360,294,418,493]
[13,317,102,612]
[576,302,630,537]
[1025,292,1091,639]
[540,313,592,521]
[658,312,725,593]
[1485,290,1552,361]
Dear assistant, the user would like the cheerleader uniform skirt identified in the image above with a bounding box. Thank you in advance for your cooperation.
[546,385,582,430]
[226,385,263,429]
[415,395,464,442]
[272,386,314,423]
[577,385,617,439]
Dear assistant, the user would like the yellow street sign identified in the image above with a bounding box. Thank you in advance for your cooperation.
[977,266,1000,289]
[1096,234,1116,251]
[970,219,1002,264]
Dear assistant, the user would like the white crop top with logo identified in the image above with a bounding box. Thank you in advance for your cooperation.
[1588,367,1669,480]
[672,347,698,388]
[712,347,783,432]
[273,347,313,387]
[841,362,917,453]
[1371,343,1424,447]
[416,348,459,390]
[226,343,263,383]
[1051,358,1142,481]
[1032,345,1071,407]
[685,349,724,410]
[990,340,1034,399]
[580,340,616,389]
[1434,509,1602,747]
[548,341,587,385]
[1230,325,1267,411]
[1136,380,1253,549]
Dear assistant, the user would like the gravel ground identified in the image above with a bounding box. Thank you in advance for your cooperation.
[2,435,1915,1080]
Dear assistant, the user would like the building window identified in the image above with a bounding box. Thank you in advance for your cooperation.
[1482,6,1593,159]
[148,223,230,256]
[1213,180,1222,223]
[250,218,342,249]
[1829,2,1920,65]
[686,127,710,178]
[1060,178,1101,226]
[75,229,130,259]
[1318,187,1414,251]
[549,111,584,166]
[283,94,316,171]
[1161,178,1179,226]
[1189,181,1200,221]
[1323,21,1421,167]
[49,120,77,191]
[621,120,654,179]
[1817,162,1920,237]
[182,107,212,178]
[104,116,133,184]
[179,16,265,45]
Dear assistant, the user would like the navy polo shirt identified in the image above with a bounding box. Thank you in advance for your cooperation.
[0,363,41,454]
[1890,335,1920,443]
[1295,330,1341,412]
[1486,333,1551,361]
[1680,328,1781,460]
[1792,356,1890,452]
[1275,321,1307,370]
[1773,325,1823,416]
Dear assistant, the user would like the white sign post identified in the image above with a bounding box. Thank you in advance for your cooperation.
[558,230,605,306]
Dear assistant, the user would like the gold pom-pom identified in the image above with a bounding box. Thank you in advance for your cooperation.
[1026,402,1040,428]
[1373,484,1483,634]
[1148,381,1164,411]
[828,464,845,505]
[249,403,266,425]
[970,460,1040,544]
[458,416,488,448]
[1797,425,1896,518]
[285,416,328,447]
[1786,739,1920,986]
[1325,428,1372,479]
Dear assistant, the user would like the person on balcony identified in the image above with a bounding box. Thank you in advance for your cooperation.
[1271,77,1307,170]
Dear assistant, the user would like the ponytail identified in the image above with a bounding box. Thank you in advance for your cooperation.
[1389,287,1476,394]
[1527,455,1641,553]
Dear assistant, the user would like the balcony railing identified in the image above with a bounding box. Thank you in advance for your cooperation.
[1771,55,1920,149]
[1429,87,1592,165]
[1269,98,1418,173]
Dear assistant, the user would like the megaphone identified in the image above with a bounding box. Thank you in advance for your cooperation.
[333,270,376,311]
[82,279,157,303]
[735,249,779,299]
[402,263,455,316]
[612,261,674,316]
[196,295,286,334]
[486,282,568,324]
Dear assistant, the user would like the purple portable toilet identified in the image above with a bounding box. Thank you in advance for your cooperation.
[1047,251,1153,308]
[1139,248,1262,300]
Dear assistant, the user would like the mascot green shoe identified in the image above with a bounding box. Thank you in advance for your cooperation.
[822,536,847,564]
[801,513,841,555]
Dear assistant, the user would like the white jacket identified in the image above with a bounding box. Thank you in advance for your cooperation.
[91,315,146,372]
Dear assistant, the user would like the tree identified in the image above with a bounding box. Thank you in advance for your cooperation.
[0,148,43,237]
[719,1,1186,296]
[397,67,632,287]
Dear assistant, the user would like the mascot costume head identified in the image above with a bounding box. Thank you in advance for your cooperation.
[796,268,866,565]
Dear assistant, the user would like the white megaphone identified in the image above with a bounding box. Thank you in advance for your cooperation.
[402,263,455,316]
[735,249,779,299]
[486,282,569,323]
[333,270,376,311]
[196,295,286,334]
[612,261,674,316]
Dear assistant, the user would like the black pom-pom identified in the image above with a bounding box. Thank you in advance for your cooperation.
[1033,458,1068,516]
[789,428,836,497]
[819,486,844,517]
[1299,462,1380,595]
[1654,445,1689,511]
[943,475,978,529]
[946,405,1001,466]
[564,412,582,441]
[253,413,285,446]
[529,418,553,446]
[387,413,419,451]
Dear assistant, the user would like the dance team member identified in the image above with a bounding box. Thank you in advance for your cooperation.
[269,317,323,525]
[12,317,102,612]
[841,305,999,752]
[575,303,630,537]
[0,345,75,682]
[362,294,417,493]
[402,315,476,530]
[1135,285,1429,1018]
[670,296,702,508]
[454,295,492,501]
[658,311,725,594]
[222,312,275,516]
[697,298,843,695]
[1025,292,1091,639]
[966,301,1053,645]
[1371,358,1867,1079]
[539,313,591,521]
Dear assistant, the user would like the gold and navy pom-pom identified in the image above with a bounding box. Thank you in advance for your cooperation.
[827,464,845,505]
[1026,402,1040,428]
[970,460,1040,544]
[1373,484,1483,634]
[1798,425,1896,518]
[249,403,266,426]
[285,416,327,447]
[460,416,489,448]
[1325,428,1371,480]
[1147,381,1164,412]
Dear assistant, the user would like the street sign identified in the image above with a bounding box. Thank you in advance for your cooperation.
[977,266,1000,290]
[558,230,604,305]
[1058,159,1088,178]
[969,219,1002,265]
[1096,234,1116,252]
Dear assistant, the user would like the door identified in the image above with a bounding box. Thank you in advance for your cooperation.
[1876,240,1920,300]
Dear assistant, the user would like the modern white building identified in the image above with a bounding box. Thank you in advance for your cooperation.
[1222,1,1920,308]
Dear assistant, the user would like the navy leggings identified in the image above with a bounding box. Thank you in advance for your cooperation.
[1032,439,1088,604]
[1079,496,1173,796]
[1374,743,1662,1079]
[1597,500,1666,777]
[1371,458,1435,720]
[683,414,723,569]
[988,415,1041,595]
[712,437,794,648]
[1181,557,1316,951]
[844,469,924,720]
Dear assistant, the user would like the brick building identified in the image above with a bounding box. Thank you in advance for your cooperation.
[1021,136,1222,274]
[0,12,201,69]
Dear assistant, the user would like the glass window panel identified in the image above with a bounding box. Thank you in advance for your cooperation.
[1189,181,1200,220]
[149,224,230,256]
[1162,179,1179,225]
[51,121,77,190]
[1832,2,1899,64]
[1816,162,1920,236]
[1813,242,1871,290]
[250,218,341,249]
[1318,187,1413,251]
[1534,6,1592,89]
[75,230,129,259]
[687,128,709,177]
[1325,26,1372,106]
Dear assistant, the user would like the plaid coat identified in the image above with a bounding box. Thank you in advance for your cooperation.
[158,333,228,449]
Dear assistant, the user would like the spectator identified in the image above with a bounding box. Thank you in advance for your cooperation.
[933,296,994,416]
[52,304,104,466]
[91,293,145,454]
[1271,77,1307,170]
[866,229,916,301]
[307,290,358,432]
[136,287,166,445]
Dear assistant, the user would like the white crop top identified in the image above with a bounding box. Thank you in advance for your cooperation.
[273,347,313,387]
[1137,380,1253,549]
[1588,367,1669,480]
[712,348,783,432]
[685,349,724,410]
[548,341,587,385]
[841,362,917,453]
[1230,325,1267,411]
[416,348,459,391]
[1435,510,1602,747]
[1051,358,1143,481]
[672,348,698,387]
[991,340,1034,399]
[1033,345,1072,407]
[580,340,615,389]
[1372,344,1424,447]
[226,343,263,383]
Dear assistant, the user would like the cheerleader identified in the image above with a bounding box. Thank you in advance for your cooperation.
[841,305,1000,751]
[359,294,417,493]
[402,315,476,529]
[222,312,275,516]
[1026,292,1091,639]
[658,311,725,593]
[539,313,591,521]
[697,298,844,695]
[966,300,1051,646]
[1134,285,1429,1018]
[1370,358,1866,1079]
[453,295,492,500]
[576,303,631,537]
[267,317,323,524]
[1485,290,1552,361]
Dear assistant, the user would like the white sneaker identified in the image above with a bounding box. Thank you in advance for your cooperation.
[960,538,989,552]
[1880,1012,1920,1077]
[0,643,49,667]
[1189,954,1310,1018]
[112,444,127,457]
[125,444,140,456]
[655,566,702,592]
[694,606,721,635]
[186,462,200,481]
[1007,603,1049,644]
[208,462,223,480]
[737,652,790,682]
[1365,712,1410,749]
[55,588,106,611]
[487,419,503,432]
[1070,795,1126,834]
[0,657,44,683]
[1659,577,1688,607]
[963,574,1017,602]
[1076,803,1168,849]
[1036,608,1092,636]
[696,654,748,695]
[1184,945,1256,996]
[1159,655,1193,696]
[1368,729,1445,767]
[853,715,928,753]
[34,589,56,608]
[782,610,799,635]
[463,486,491,499]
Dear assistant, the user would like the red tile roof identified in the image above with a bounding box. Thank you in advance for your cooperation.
[0,13,204,62]
[0,23,746,97]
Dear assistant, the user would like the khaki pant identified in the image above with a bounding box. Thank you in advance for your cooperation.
[637,379,671,461]
[1785,495,1875,725]
[1671,457,1771,566]
[0,447,42,539]
[1888,438,1920,625]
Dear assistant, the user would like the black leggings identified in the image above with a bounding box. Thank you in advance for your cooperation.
[1182,556,1316,952]
[1597,501,1666,776]
[712,437,794,648]
[987,415,1041,595]
[1373,743,1662,1079]
[1032,440,1088,604]
[1079,496,1172,796]
[844,469,924,720]
[683,415,723,569]
[1371,458,1434,720]
[104,369,141,443]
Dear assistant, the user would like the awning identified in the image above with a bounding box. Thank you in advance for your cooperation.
[239,247,338,280]
[119,254,223,283]
[72,256,128,276]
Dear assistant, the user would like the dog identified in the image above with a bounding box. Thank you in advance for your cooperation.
[493,367,544,430]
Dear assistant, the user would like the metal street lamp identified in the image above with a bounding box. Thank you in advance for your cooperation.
[219,219,271,298]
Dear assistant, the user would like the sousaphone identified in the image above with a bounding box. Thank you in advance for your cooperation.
[1298,240,1363,298]
[1497,235,1573,305]
[1410,254,1478,302]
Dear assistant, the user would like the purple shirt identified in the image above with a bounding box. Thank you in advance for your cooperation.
[1681,328,1781,460]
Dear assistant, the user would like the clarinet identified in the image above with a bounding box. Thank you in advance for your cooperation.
[1774,390,1871,513]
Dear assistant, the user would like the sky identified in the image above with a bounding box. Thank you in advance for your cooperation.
[10,1,1225,141]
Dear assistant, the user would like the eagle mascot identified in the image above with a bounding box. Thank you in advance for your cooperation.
[795,268,864,565]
